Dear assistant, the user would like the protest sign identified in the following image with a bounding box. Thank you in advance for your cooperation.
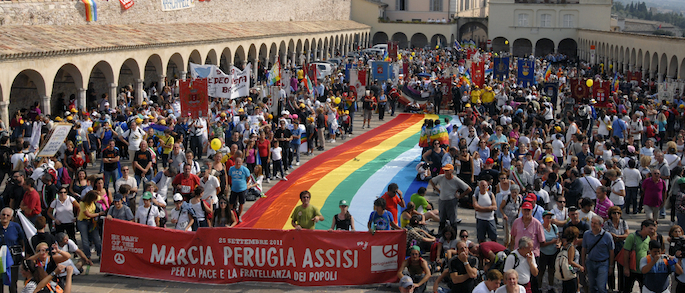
[37,124,73,157]
[180,78,209,118]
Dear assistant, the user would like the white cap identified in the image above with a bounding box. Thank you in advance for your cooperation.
[173,193,184,202]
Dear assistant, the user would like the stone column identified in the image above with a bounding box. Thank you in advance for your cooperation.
[158,75,166,92]
[291,52,296,66]
[135,79,144,106]
[253,62,258,80]
[77,88,86,111]
[109,83,117,108]
[180,71,187,80]
[41,95,51,116]
[0,101,8,128]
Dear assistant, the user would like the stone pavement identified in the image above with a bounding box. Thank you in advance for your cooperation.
[12,112,671,292]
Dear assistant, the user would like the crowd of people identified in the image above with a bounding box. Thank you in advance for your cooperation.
[2,42,685,293]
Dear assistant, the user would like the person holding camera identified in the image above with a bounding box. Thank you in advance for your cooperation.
[640,240,683,293]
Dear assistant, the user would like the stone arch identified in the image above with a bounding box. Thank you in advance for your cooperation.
[343,35,349,55]
[512,38,533,57]
[323,37,329,60]
[637,49,643,70]
[458,22,488,43]
[51,64,83,114]
[234,45,246,69]
[167,53,185,80]
[622,46,628,66]
[296,39,304,65]
[317,39,323,60]
[680,58,685,80]
[392,32,409,49]
[118,58,141,96]
[558,38,577,60]
[10,69,46,117]
[534,38,554,57]
[630,48,636,69]
[652,52,660,77]
[643,51,651,74]
[492,37,509,54]
[220,47,232,73]
[410,33,428,49]
[328,36,334,59]
[334,35,339,57]
[286,40,294,65]
[144,54,164,91]
[304,39,311,63]
[205,49,218,65]
[258,43,268,65]
[430,34,447,48]
[248,44,258,67]
[272,42,281,65]
[668,55,678,79]
[188,50,202,68]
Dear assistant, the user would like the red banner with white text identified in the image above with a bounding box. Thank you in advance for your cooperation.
[180,78,209,119]
[101,219,406,286]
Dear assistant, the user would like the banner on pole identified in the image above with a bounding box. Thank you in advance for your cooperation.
[471,61,485,88]
[188,63,250,99]
[161,0,194,11]
[101,219,405,286]
[493,57,509,81]
[371,61,391,82]
[593,81,611,108]
[180,78,209,119]
[37,124,73,157]
[517,59,535,87]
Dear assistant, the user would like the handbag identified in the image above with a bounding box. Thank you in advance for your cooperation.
[615,232,638,271]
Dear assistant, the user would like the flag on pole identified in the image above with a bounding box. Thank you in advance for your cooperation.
[383,50,390,62]
[612,72,620,93]
[544,64,553,82]
[82,0,97,21]
[268,60,281,86]
[454,40,462,51]
[304,73,313,94]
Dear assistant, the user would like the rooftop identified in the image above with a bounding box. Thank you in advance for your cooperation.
[0,20,369,60]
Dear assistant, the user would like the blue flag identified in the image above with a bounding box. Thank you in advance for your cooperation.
[517,59,535,87]
[493,57,509,81]
[371,61,391,82]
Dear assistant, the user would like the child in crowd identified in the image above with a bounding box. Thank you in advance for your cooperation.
[270,140,285,180]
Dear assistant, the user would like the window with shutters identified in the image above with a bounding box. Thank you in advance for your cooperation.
[396,0,406,11]
[430,0,443,11]
[563,14,575,27]
[540,14,552,27]
[518,13,529,27]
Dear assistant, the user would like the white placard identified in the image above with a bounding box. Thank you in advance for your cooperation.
[161,0,194,11]
[37,124,73,157]
[189,63,251,99]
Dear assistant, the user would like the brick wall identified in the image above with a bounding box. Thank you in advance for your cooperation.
[0,0,351,26]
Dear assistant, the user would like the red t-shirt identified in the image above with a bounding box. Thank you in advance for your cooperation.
[381,192,402,224]
[172,173,201,198]
[478,241,506,257]
[23,189,41,217]
[257,139,270,158]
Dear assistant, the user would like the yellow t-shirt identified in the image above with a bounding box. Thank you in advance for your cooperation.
[78,201,96,221]
[470,90,482,103]
[482,91,495,103]
[160,135,174,155]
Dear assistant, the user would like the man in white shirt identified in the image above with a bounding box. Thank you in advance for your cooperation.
[551,134,565,164]
[119,120,145,161]
[579,166,601,200]
[199,166,221,208]
[168,193,195,231]
[503,237,539,288]
[115,166,139,209]
[550,196,568,226]
[606,170,625,207]
[56,232,93,271]
[152,166,177,200]
[473,180,497,243]
[473,270,503,293]
[629,113,643,146]
[180,151,201,175]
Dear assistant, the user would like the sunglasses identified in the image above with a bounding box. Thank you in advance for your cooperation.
[558,201,566,203]
[460,235,468,238]
[59,191,68,194]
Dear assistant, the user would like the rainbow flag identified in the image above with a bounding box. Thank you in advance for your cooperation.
[612,72,619,93]
[82,0,97,22]
[238,113,455,230]
[383,50,390,62]
[544,64,553,82]
[267,60,281,86]
[304,73,313,94]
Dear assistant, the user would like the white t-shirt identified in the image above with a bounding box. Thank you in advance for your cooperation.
[60,239,79,254]
[579,176,601,200]
[200,175,220,205]
[578,209,597,224]
[503,250,537,285]
[135,205,159,226]
[475,191,495,221]
[124,127,145,151]
[169,207,192,230]
[535,189,550,207]
[155,173,172,199]
[551,205,567,223]
[552,139,565,158]
[116,176,138,199]
[495,285,526,293]
[473,281,494,293]
[622,168,642,188]
[10,152,34,171]
[180,161,201,175]
[49,196,77,224]
[609,178,626,206]
[271,147,283,161]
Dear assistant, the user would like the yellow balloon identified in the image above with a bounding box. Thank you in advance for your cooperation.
[334,97,341,104]
[210,138,222,151]
[411,52,415,56]
[221,154,229,164]
[586,79,594,88]
[505,40,509,45]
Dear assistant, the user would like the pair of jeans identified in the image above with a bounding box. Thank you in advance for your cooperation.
[623,271,643,293]
[103,170,118,193]
[272,159,284,178]
[290,143,300,164]
[135,173,152,189]
[586,259,609,293]
[77,219,102,259]
[260,156,270,179]
[624,187,639,214]
[438,197,459,234]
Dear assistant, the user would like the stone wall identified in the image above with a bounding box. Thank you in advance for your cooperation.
[0,0,351,26]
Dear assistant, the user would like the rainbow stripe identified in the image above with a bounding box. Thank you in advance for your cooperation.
[238,114,457,230]
[544,64,552,82]
[82,0,97,22]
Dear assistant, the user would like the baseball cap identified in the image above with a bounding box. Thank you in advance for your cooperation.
[173,193,184,202]
[442,164,454,171]
[678,177,685,185]
[526,193,537,202]
[568,206,578,212]
[142,191,153,200]
[485,158,495,165]
[399,276,414,288]
[339,200,348,206]
[113,193,123,202]
[544,157,553,163]
[542,210,555,217]
[200,166,208,173]
[521,201,533,210]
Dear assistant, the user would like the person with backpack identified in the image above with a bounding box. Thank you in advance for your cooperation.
[503,236,540,293]
[169,193,196,231]
[639,240,683,293]
[581,215,615,293]
[556,226,584,293]
[538,210,560,293]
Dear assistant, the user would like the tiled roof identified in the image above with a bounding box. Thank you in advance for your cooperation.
[0,20,369,60]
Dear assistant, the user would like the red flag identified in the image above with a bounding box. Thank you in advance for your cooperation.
[119,0,134,9]
[358,69,367,87]
[471,61,485,87]
[594,80,612,108]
